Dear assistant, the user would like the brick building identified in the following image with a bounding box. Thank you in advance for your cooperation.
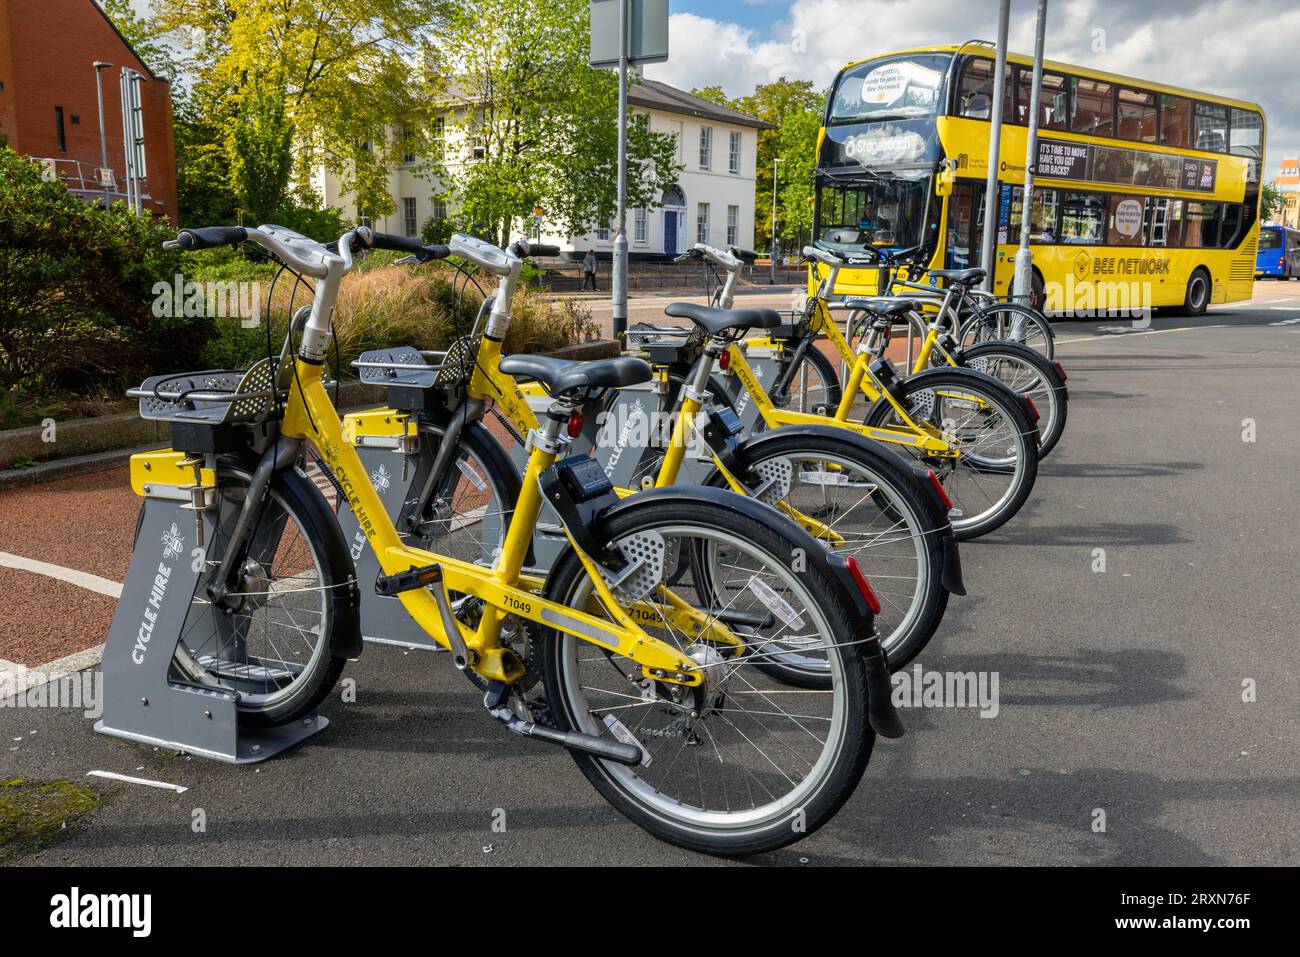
[0,0,177,221]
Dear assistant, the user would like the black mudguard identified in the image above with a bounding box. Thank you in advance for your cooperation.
[581,485,904,739]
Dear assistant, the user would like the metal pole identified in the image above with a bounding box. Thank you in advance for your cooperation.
[611,0,629,340]
[979,0,1011,292]
[769,157,781,283]
[1014,0,1049,304]
[93,61,113,209]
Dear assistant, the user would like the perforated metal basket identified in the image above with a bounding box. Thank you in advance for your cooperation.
[130,357,280,425]
[352,335,480,390]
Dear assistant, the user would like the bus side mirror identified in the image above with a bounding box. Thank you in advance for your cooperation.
[936,164,955,197]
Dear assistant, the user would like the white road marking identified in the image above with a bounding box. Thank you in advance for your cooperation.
[87,770,188,794]
[1056,324,1228,345]
[1269,315,1300,326]
[0,551,122,598]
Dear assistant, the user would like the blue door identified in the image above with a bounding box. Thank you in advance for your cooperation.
[663,211,679,255]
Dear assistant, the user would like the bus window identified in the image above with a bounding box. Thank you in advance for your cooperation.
[1144,197,1172,246]
[1071,77,1113,136]
[1194,103,1228,152]
[1060,192,1105,244]
[1183,201,1222,247]
[829,53,951,123]
[958,58,995,119]
[1219,203,1244,247]
[1258,228,1282,250]
[1159,95,1192,148]
[945,182,982,268]
[1118,88,1158,142]
[815,176,939,256]
[1007,185,1059,242]
[1229,108,1263,182]
[1015,68,1069,130]
[1107,194,1149,246]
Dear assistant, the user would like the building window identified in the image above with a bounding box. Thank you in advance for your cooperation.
[726,205,739,246]
[596,223,611,242]
[358,213,373,230]
[634,208,648,243]
[431,199,447,222]
[402,197,418,237]
[696,202,710,244]
[431,116,445,157]
[698,126,712,170]
[728,131,741,174]
[401,126,416,164]
[54,106,65,151]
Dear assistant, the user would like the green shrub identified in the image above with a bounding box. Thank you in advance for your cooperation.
[0,145,201,401]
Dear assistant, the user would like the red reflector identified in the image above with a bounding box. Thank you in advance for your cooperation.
[1022,393,1040,421]
[567,411,584,438]
[1054,360,1067,381]
[844,556,882,616]
[926,469,953,511]
[719,348,731,371]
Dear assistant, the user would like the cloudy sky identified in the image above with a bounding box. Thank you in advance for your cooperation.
[643,0,1299,179]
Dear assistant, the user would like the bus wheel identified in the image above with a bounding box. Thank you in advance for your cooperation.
[1030,270,1046,313]
[1180,269,1210,316]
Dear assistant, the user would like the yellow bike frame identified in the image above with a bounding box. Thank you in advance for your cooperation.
[280,344,706,689]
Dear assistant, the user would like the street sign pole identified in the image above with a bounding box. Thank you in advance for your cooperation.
[1014,0,1049,308]
[612,0,629,340]
[93,61,113,209]
[979,0,1011,292]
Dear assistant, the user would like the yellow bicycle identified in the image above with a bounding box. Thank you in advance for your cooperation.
[134,223,901,855]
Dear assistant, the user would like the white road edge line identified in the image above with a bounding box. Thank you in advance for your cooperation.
[1055,324,1228,345]
[0,551,123,598]
[86,770,188,794]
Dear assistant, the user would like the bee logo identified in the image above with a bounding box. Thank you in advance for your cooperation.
[160,522,184,560]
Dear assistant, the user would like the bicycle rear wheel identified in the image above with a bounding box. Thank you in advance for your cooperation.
[958,341,1069,458]
[538,496,875,856]
[960,303,1055,359]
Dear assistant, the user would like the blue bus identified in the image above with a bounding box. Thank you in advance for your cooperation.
[1257,225,1300,279]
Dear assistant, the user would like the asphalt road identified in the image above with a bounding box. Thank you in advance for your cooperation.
[2,283,1299,865]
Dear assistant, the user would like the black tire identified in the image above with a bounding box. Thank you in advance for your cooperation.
[702,428,948,673]
[771,341,844,416]
[538,494,874,856]
[957,341,1069,458]
[1178,268,1211,316]
[171,462,354,728]
[864,369,1039,541]
[960,302,1055,359]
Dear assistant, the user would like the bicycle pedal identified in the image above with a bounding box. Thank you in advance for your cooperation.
[375,562,444,596]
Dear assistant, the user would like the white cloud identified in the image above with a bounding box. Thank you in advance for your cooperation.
[645,0,1300,179]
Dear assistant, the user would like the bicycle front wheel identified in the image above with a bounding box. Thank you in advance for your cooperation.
[958,341,1069,458]
[538,495,874,856]
[864,370,1039,540]
[169,461,354,727]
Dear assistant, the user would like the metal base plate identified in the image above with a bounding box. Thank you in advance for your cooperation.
[95,713,329,765]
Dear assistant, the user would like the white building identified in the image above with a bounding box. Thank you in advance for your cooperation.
[308,80,772,258]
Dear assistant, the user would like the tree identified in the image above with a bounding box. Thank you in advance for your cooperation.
[150,0,441,218]
[228,73,295,224]
[433,0,680,246]
[1262,180,1286,222]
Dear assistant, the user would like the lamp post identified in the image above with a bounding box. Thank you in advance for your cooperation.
[978,0,1010,292]
[769,156,782,283]
[93,61,113,209]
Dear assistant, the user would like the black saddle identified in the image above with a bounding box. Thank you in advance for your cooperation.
[498,354,651,396]
[843,298,918,319]
[664,302,782,335]
[927,267,986,286]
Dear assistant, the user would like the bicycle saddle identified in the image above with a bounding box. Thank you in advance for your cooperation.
[927,267,986,286]
[843,298,918,319]
[498,354,651,395]
[663,302,782,335]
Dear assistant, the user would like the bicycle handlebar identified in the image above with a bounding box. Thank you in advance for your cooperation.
[355,228,450,262]
[172,226,249,251]
[508,240,561,258]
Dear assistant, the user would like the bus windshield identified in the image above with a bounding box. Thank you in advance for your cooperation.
[829,54,952,124]
[815,174,937,256]
[1258,228,1282,249]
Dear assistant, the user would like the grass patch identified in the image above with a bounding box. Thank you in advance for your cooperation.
[0,778,101,863]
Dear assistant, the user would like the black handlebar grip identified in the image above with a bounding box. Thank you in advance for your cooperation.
[730,247,760,264]
[525,243,561,257]
[175,226,248,250]
[362,231,428,256]
[422,244,451,260]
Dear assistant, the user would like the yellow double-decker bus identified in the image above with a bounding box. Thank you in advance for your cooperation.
[813,42,1265,315]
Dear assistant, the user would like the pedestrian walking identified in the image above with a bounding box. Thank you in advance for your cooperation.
[581,249,598,291]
